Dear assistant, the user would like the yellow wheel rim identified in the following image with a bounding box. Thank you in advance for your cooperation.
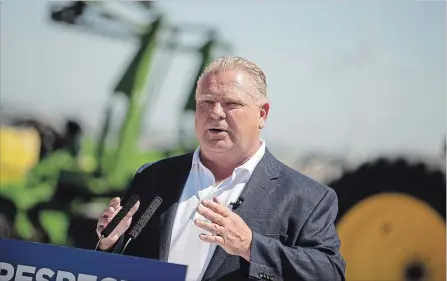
[337,192,446,281]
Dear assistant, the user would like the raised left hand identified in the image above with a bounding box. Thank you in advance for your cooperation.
[194,197,252,261]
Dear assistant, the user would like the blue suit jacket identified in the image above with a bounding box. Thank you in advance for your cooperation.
[111,148,346,281]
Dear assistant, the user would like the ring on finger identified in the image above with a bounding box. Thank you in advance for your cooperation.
[214,224,223,236]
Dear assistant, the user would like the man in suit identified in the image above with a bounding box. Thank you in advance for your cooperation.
[95,56,346,281]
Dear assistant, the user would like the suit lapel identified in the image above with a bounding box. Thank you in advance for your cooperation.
[201,149,281,280]
[158,153,193,261]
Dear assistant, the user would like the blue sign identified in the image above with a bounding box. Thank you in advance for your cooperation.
[0,238,186,281]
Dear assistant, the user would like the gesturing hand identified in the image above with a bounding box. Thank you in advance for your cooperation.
[194,197,252,261]
[96,197,140,250]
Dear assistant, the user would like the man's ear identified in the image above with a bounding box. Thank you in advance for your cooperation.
[259,103,270,129]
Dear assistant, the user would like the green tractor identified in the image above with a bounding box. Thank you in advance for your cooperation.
[0,1,231,248]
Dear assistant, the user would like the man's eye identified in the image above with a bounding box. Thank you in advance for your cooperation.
[199,101,213,105]
[227,102,241,106]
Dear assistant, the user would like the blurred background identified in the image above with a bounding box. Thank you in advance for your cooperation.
[0,1,445,280]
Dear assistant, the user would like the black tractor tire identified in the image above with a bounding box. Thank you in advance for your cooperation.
[330,158,445,222]
[329,158,445,281]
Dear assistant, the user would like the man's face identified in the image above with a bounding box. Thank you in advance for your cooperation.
[194,70,269,155]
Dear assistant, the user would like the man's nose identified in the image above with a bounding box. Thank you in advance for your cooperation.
[210,102,225,119]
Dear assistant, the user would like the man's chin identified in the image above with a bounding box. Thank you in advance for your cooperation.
[204,140,233,153]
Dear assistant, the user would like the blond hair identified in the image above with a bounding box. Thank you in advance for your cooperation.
[197,56,268,104]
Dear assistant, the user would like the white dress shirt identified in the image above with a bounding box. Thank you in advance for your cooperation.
[167,140,266,281]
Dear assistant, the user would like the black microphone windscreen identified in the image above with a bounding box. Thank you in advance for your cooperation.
[101,194,139,238]
[128,196,162,240]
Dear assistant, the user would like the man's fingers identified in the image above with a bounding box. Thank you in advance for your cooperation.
[109,197,121,208]
[126,200,140,217]
[114,214,133,235]
[97,205,122,232]
[197,204,226,226]
[96,197,138,240]
[213,197,223,205]
[113,205,123,215]
[96,224,105,233]
[194,219,224,236]
[102,206,115,218]
[99,216,131,249]
[98,215,110,227]
[98,198,122,226]
[202,199,231,218]
[199,233,225,245]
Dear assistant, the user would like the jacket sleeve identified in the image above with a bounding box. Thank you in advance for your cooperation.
[248,189,346,281]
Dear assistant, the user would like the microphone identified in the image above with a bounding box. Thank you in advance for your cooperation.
[95,194,139,251]
[120,196,163,254]
[229,196,244,210]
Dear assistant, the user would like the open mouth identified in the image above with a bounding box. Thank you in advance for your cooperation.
[208,128,228,133]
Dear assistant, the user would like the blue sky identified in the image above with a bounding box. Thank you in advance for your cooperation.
[1,0,445,164]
